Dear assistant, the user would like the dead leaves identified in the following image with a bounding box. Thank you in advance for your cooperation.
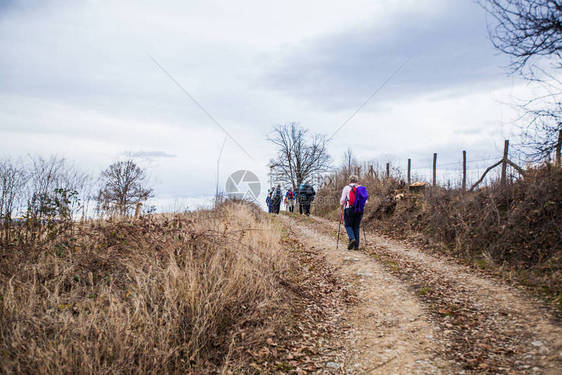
[224,224,352,374]
[290,215,561,374]
[362,244,548,374]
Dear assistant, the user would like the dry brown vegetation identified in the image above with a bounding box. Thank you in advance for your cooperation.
[1,201,295,373]
[315,164,562,309]
[1,200,355,374]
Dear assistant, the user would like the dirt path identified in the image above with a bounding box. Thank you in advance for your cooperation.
[280,215,458,374]
[281,214,562,375]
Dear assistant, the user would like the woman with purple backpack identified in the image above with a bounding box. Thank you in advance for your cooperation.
[340,175,369,250]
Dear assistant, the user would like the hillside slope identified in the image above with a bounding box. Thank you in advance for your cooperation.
[0,202,350,374]
[2,202,561,374]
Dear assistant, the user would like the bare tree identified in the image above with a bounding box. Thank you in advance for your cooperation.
[0,158,27,244]
[26,156,88,224]
[342,148,357,173]
[268,123,330,188]
[97,160,153,217]
[480,0,562,160]
[517,92,562,160]
[479,0,561,73]
[0,159,27,219]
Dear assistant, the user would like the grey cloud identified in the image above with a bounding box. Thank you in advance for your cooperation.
[264,1,510,110]
[0,0,525,202]
[0,5,252,129]
[0,0,34,15]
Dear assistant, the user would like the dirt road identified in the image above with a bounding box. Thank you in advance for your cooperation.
[280,214,562,375]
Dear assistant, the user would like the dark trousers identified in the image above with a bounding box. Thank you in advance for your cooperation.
[299,202,311,215]
[344,207,363,249]
[272,198,281,214]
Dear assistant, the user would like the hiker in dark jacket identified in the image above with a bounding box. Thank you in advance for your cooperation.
[271,184,282,214]
[340,175,368,250]
[266,190,272,213]
[297,183,315,216]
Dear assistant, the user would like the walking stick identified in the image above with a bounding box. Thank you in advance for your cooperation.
[336,205,343,249]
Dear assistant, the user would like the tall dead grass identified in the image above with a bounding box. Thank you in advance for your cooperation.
[0,201,287,373]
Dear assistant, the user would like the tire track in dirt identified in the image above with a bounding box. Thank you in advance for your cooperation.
[304,214,562,374]
[280,215,458,374]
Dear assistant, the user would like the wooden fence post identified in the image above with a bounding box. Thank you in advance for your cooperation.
[386,163,390,178]
[432,153,437,186]
[462,150,467,191]
[556,129,562,167]
[407,158,411,185]
[501,140,509,185]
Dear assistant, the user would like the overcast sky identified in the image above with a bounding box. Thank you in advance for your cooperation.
[0,0,532,209]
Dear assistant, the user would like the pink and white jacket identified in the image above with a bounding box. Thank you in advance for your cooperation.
[340,183,359,208]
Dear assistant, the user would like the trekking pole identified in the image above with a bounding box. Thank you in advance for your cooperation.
[336,205,343,249]
[362,206,368,246]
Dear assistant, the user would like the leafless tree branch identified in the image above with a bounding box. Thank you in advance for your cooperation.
[97,160,153,217]
[480,0,562,161]
[268,123,330,189]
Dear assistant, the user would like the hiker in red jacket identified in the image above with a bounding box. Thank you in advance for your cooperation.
[285,188,296,212]
[340,175,369,250]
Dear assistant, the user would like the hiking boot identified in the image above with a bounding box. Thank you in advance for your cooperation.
[347,239,356,250]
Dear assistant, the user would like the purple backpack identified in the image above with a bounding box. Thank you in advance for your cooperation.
[353,185,369,213]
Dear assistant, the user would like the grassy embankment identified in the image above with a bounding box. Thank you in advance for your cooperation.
[315,165,562,310]
[0,201,346,373]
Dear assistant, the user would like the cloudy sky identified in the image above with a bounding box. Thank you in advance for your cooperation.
[0,0,531,209]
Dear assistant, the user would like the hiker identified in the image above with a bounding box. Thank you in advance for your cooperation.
[266,189,272,213]
[340,175,369,250]
[285,188,296,212]
[271,184,282,214]
[297,183,315,216]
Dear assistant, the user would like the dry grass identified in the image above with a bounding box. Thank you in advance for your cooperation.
[0,201,288,374]
[315,165,562,309]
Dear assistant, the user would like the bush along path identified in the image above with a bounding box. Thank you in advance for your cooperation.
[281,213,562,375]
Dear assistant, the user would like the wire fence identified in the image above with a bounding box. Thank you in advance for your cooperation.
[317,137,562,191]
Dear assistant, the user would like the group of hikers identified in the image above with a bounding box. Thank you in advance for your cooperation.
[266,175,369,250]
[266,183,316,216]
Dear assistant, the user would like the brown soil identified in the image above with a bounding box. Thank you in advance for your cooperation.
[280,213,562,375]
